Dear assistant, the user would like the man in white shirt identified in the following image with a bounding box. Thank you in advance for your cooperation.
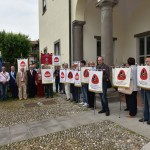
[0,66,10,100]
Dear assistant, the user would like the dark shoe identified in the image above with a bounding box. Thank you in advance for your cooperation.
[106,111,110,116]
[139,118,148,122]
[66,98,70,101]
[98,110,106,114]
[147,121,150,125]
[50,96,53,98]
[124,108,129,111]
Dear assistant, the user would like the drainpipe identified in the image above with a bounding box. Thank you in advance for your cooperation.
[69,0,71,67]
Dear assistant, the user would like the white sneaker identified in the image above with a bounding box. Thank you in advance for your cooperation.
[79,102,84,105]
[83,103,88,107]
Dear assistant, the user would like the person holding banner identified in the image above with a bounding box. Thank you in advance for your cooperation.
[16,67,27,100]
[97,56,110,116]
[0,66,10,100]
[125,57,138,117]
[43,63,53,98]
[80,60,88,107]
[87,61,96,110]
[54,66,62,93]
[139,57,150,125]
[64,63,71,100]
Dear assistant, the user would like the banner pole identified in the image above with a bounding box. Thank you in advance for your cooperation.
[119,93,122,118]
[142,89,146,124]
[94,93,96,115]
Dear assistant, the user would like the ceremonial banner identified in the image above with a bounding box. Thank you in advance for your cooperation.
[113,68,131,87]
[66,69,74,83]
[42,69,53,84]
[74,71,81,87]
[60,69,66,83]
[89,71,103,93]
[53,56,61,66]
[41,53,52,65]
[17,59,28,72]
[137,66,150,89]
[81,67,92,83]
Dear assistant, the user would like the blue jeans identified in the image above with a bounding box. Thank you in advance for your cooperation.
[0,83,8,100]
[82,84,88,103]
[141,89,150,121]
[99,82,109,111]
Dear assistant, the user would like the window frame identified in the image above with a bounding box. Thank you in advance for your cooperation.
[54,39,61,56]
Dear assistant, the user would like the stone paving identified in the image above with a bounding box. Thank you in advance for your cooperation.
[0,92,150,149]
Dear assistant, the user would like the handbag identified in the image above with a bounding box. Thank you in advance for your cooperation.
[118,80,133,94]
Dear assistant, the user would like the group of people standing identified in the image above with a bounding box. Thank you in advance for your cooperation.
[58,57,111,116]
[123,57,150,125]
[0,56,149,125]
[0,64,53,101]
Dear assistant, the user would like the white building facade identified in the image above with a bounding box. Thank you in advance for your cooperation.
[39,0,150,66]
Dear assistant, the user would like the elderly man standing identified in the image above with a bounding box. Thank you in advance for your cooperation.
[16,67,28,100]
[139,56,150,125]
[0,66,10,100]
[9,66,18,99]
[97,56,110,116]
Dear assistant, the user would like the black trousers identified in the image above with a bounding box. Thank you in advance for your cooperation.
[88,91,95,108]
[125,91,137,116]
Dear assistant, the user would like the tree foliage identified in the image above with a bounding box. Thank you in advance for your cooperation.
[0,31,31,65]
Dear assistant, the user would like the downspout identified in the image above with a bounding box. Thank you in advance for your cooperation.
[69,0,71,67]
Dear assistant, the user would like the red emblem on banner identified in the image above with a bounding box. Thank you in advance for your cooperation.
[84,69,89,78]
[68,72,73,79]
[20,61,26,67]
[140,68,148,80]
[75,73,79,80]
[44,71,51,78]
[61,72,64,78]
[117,70,126,80]
[54,57,59,62]
[91,74,99,84]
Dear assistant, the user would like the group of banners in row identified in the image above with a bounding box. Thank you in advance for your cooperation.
[42,67,103,93]
[17,58,150,92]
[112,66,150,89]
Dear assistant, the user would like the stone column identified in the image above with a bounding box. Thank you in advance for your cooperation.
[72,20,85,61]
[97,0,118,65]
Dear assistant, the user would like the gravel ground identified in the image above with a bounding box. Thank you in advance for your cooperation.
[0,120,149,150]
[0,95,85,128]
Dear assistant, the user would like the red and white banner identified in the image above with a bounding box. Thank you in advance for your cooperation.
[74,71,81,87]
[17,59,28,72]
[81,67,92,83]
[60,69,66,83]
[41,53,52,65]
[42,69,53,84]
[137,66,150,89]
[53,56,61,66]
[65,69,74,83]
[113,68,131,87]
[89,71,103,93]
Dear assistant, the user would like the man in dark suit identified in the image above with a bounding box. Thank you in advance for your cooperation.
[27,64,37,98]
[9,66,18,99]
